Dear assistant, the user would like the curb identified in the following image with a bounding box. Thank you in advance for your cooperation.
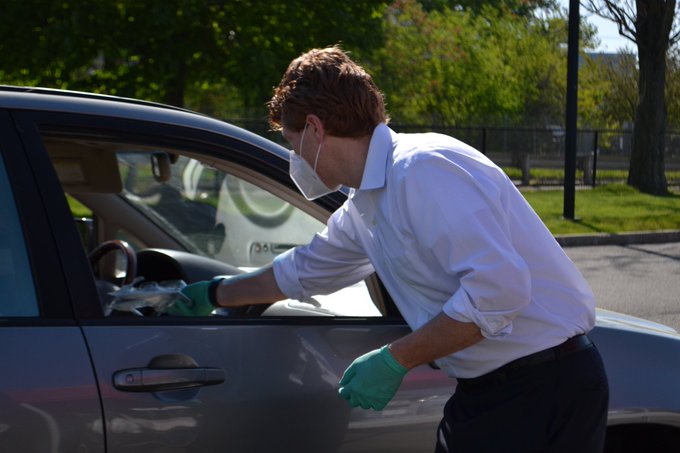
[555,230,680,247]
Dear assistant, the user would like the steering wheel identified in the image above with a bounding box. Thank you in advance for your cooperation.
[88,239,137,286]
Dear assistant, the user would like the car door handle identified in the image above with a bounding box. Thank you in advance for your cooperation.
[113,354,225,392]
[113,366,225,392]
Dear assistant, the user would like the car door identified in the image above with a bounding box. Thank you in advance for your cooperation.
[16,107,455,453]
[0,111,104,452]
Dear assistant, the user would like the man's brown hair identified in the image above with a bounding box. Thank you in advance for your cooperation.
[268,46,388,137]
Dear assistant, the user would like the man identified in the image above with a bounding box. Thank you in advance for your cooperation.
[174,46,609,452]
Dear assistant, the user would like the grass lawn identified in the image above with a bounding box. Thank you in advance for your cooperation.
[69,196,92,218]
[520,184,680,235]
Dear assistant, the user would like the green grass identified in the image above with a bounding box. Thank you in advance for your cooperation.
[521,184,680,235]
[68,195,92,218]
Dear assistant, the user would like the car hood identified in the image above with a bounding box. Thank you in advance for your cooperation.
[595,308,679,336]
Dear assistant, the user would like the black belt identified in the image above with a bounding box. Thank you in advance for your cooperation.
[457,334,593,391]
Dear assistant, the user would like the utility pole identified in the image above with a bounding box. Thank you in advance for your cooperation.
[563,0,579,219]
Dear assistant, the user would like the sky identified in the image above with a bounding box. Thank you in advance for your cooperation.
[559,1,635,53]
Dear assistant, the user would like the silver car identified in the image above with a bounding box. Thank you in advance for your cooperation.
[0,86,679,452]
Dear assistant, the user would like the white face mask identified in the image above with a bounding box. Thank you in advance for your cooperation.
[289,123,340,200]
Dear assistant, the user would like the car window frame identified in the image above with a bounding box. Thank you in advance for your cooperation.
[10,108,404,324]
[0,110,84,322]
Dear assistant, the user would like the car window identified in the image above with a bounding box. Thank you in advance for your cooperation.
[0,153,39,316]
[45,131,382,318]
[117,151,380,316]
[118,152,324,265]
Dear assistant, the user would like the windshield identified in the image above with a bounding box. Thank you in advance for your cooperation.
[118,151,325,268]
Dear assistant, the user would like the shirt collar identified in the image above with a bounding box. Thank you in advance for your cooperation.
[358,123,394,191]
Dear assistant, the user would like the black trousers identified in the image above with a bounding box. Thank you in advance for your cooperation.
[435,336,609,452]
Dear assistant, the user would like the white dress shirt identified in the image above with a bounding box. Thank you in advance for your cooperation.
[273,123,596,378]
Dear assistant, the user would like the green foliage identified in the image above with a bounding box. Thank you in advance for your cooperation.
[67,194,92,218]
[666,47,680,131]
[0,0,115,88]
[0,0,387,115]
[366,0,576,127]
[420,0,558,15]
[578,52,638,129]
[214,0,388,114]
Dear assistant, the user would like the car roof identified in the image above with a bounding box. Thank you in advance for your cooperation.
[0,85,289,158]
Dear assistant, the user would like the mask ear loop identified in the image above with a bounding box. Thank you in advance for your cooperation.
[307,121,323,171]
[312,143,322,172]
[299,122,309,159]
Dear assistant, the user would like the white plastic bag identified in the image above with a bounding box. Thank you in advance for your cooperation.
[106,277,188,316]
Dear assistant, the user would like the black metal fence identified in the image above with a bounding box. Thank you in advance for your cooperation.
[227,118,680,186]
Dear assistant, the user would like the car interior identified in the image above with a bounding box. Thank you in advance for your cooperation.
[41,132,387,319]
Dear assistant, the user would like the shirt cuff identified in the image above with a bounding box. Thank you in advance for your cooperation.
[442,289,513,339]
[272,248,307,301]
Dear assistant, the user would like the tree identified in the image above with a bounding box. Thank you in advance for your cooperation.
[214,0,388,116]
[419,0,558,15]
[584,0,680,194]
[0,0,117,88]
[370,1,525,125]
[0,0,387,116]
[0,0,237,106]
[578,52,638,129]
[664,46,680,130]
[368,0,577,127]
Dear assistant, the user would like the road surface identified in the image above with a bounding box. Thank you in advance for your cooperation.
[564,242,680,333]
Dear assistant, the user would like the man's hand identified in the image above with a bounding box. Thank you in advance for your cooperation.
[338,345,409,411]
[166,278,222,316]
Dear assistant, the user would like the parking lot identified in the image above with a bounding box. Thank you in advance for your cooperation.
[565,241,680,332]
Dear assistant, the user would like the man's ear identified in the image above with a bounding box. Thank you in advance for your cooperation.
[305,114,326,142]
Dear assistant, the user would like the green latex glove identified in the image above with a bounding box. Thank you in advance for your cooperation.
[338,345,409,411]
[166,279,221,316]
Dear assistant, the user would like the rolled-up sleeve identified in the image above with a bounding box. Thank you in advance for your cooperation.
[272,205,374,301]
[439,208,532,338]
[440,212,532,338]
[272,247,306,300]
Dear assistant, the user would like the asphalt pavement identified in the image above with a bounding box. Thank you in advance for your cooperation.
[561,234,680,333]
